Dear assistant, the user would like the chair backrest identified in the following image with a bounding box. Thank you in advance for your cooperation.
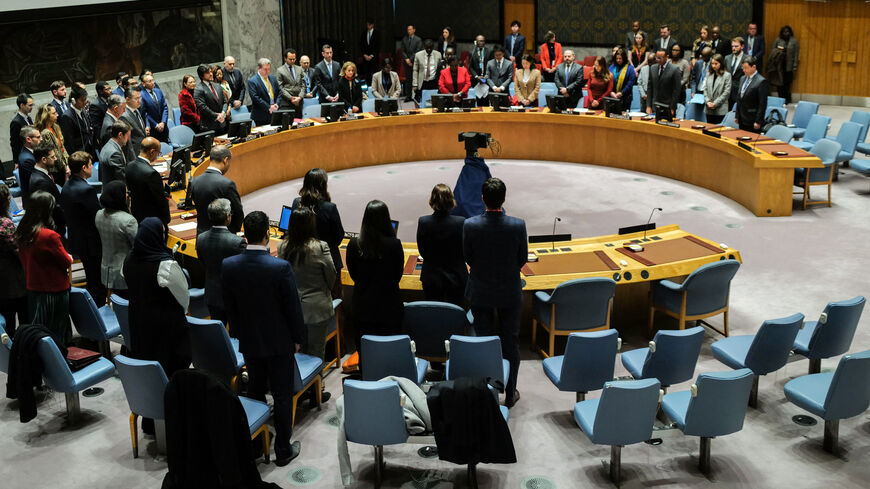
[560,330,619,393]
[835,121,862,154]
[229,110,251,123]
[343,379,409,446]
[791,101,818,129]
[538,84,558,107]
[682,260,740,316]
[809,139,842,166]
[69,287,110,341]
[508,82,516,96]
[642,326,705,386]
[745,313,804,375]
[110,294,132,350]
[232,105,250,115]
[402,301,467,360]
[630,85,642,112]
[9,195,21,216]
[847,110,870,142]
[549,277,616,331]
[362,97,376,113]
[722,111,737,128]
[0,320,11,374]
[803,114,831,143]
[764,124,794,143]
[187,317,239,377]
[765,106,787,123]
[675,103,686,119]
[807,296,866,359]
[592,378,660,446]
[360,335,418,382]
[172,107,181,124]
[36,337,75,392]
[447,335,505,385]
[823,349,870,420]
[767,96,785,108]
[421,89,438,108]
[302,97,319,107]
[115,354,169,419]
[168,125,195,148]
[683,369,754,437]
[302,104,321,119]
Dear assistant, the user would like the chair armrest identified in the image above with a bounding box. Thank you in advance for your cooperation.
[648,340,656,353]
[534,291,552,303]
[690,384,698,397]
[617,337,622,351]
[658,279,683,291]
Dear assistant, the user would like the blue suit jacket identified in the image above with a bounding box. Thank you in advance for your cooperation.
[222,249,305,358]
[504,33,526,63]
[247,74,282,126]
[139,86,169,128]
[452,155,492,218]
[18,148,36,204]
[463,211,528,307]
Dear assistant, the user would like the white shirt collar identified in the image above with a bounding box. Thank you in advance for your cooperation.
[206,167,222,174]
[17,111,28,119]
[72,106,83,117]
[35,165,50,175]
[247,244,268,251]
[213,226,228,230]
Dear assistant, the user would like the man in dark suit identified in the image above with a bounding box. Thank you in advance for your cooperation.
[555,50,585,109]
[462,178,527,408]
[484,46,514,106]
[654,25,678,54]
[16,126,40,206]
[189,145,243,235]
[223,56,247,110]
[27,143,66,236]
[112,73,127,97]
[710,26,730,58]
[313,44,342,103]
[99,120,131,185]
[646,48,683,115]
[468,35,493,88]
[222,210,306,466]
[49,81,70,119]
[690,47,713,96]
[401,25,423,101]
[59,151,104,302]
[744,23,766,73]
[120,87,147,161]
[725,37,747,109]
[59,85,94,159]
[89,82,112,152]
[195,198,246,323]
[504,20,526,68]
[247,58,281,127]
[735,56,769,133]
[359,18,381,86]
[99,94,127,150]
[139,73,169,143]
[126,137,169,224]
[193,64,228,134]
[9,94,33,165]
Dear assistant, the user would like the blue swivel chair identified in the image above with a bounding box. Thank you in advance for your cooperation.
[402,301,468,362]
[324,298,343,370]
[37,337,116,423]
[301,104,321,119]
[302,97,319,108]
[172,107,181,125]
[784,349,870,453]
[793,296,866,374]
[421,89,439,108]
[115,355,169,458]
[181,269,208,318]
[850,157,870,189]
[767,96,785,108]
[788,101,819,139]
[630,86,642,112]
[187,316,245,390]
[538,83,558,107]
[361,335,428,384]
[291,352,324,426]
[362,98,376,113]
[543,329,620,402]
[168,124,195,149]
[765,106,788,123]
[827,110,870,146]
[69,287,122,357]
[110,294,131,351]
[791,114,831,150]
[711,313,804,407]
[622,326,705,390]
[343,379,409,485]
[11,168,22,198]
[764,124,794,143]
[649,260,740,337]
[446,335,510,392]
[794,139,841,209]
[0,319,11,374]
[532,277,616,357]
[661,369,755,474]
[830,121,863,170]
[721,111,737,128]
[574,378,662,485]
[229,105,251,122]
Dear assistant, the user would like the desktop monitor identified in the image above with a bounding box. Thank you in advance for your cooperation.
[460,97,476,109]
[654,102,673,122]
[191,130,215,157]
[278,205,293,232]
[603,96,623,117]
[375,97,399,116]
[270,110,293,130]
[430,94,455,112]
[227,119,252,139]
[546,94,567,113]
[489,92,510,110]
[321,102,345,122]
[168,146,191,189]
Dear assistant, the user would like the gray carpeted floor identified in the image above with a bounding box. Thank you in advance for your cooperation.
[2,105,870,488]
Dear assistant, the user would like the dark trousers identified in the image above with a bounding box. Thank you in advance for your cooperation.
[706,113,725,124]
[422,282,465,308]
[246,354,295,456]
[739,121,761,133]
[470,303,521,401]
[208,304,227,324]
[0,295,28,337]
[415,79,438,103]
[781,71,794,104]
[80,252,106,305]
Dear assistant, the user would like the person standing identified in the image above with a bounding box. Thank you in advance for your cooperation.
[94,181,138,298]
[586,56,614,109]
[412,40,442,105]
[400,25,423,101]
[222,210,306,467]
[59,85,94,158]
[9,94,34,166]
[189,145,243,235]
[0,183,27,337]
[463,178,527,408]
[247,58,281,126]
[703,54,732,124]
[371,59,402,99]
[26,143,66,237]
[120,87,148,161]
[359,18,380,86]
[34,104,68,187]
[555,50,584,109]
[625,20,644,52]
[292,168,345,298]
[646,48,682,116]
[513,55,541,107]
[126,137,170,224]
[469,35,493,89]
[178,74,200,131]
[99,120,131,186]
[337,62,364,113]
[223,56,247,110]
[539,31,563,83]
[735,56,769,133]
[193,64,228,134]
[416,184,466,306]
[744,23,766,73]
[313,44,342,103]
[505,20,526,68]
[139,74,169,143]
[277,48,306,118]
[89,82,112,152]
[17,126,41,206]
[195,198,246,323]
[772,25,799,104]
[610,48,637,112]
[725,37,747,109]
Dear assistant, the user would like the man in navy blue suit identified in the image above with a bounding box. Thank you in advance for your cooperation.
[9,93,33,165]
[744,23,766,73]
[222,210,306,466]
[59,151,104,302]
[16,126,41,208]
[247,58,282,126]
[139,73,169,142]
[504,20,526,68]
[462,177,527,408]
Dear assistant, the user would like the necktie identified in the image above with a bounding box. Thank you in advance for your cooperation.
[209,83,219,101]
[659,65,664,78]
[510,35,515,53]
[304,72,310,92]
[26,116,33,125]
[289,66,296,82]
[136,110,144,130]
[732,57,740,76]
[565,64,571,85]
[699,61,706,86]
[327,62,333,78]
[148,90,158,104]
[367,31,372,44]
[741,75,752,97]
[426,54,431,80]
[748,38,754,55]
[479,49,484,71]
[79,111,88,134]
[263,77,274,103]
[498,60,502,73]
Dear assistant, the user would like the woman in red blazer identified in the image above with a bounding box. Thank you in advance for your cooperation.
[586,56,614,109]
[15,191,73,344]
[539,30,563,83]
[178,74,200,131]
[438,58,471,102]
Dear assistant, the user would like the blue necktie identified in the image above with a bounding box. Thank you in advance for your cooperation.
[511,35,515,54]
[565,65,570,86]
[327,62,332,78]
[741,75,751,96]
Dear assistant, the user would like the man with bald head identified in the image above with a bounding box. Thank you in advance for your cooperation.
[125,136,169,224]
[555,49,585,109]
[299,56,317,99]
[691,46,713,96]
[710,26,730,57]
[223,55,246,109]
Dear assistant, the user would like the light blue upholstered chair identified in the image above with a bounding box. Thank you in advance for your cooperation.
[362,98,376,113]
[172,107,181,125]
[446,335,510,392]
[115,355,169,458]
[850,157,870,188]
[827,110,870,146]
[291,352,325,425]
[649,260,740,337]
[532,277,616,357]
[110,294,131,350]
[788,101,818,139]
[721,111,737,128]
[630,86,642,112]
[794,138,841,209]
[661,369,754,473]
[324,298,343,370]
[302,104,321,119]
[621,326,705,390]
[402,301,468,362]
[543,329,620,402]
[421,89,438,108]
[764,124,794,143]
[343,379,409,485]
[574,378,662,485]
[793,296,866,374]
[767,96,785,108]
[791,114,831,150]
[37,337,116,422]
[230,105,250,122]
[69,287,122,357]
[168,124,195,149]
[0,319,11,374]
[187,316,245,390]
[711,313,804,407]
[538,83,558,107]
[829,121,863,167]
[360,334,428,385]
[303,97,319,107]
[181,269,208,318]
[784,349,870,453]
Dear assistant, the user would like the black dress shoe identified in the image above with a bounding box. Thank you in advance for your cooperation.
[275,441,301,467]
[505,390,521,408]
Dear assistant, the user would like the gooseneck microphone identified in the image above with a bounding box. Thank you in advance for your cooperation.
[643,208,662,241]
[551,217,562,252]
[172,242,182,254]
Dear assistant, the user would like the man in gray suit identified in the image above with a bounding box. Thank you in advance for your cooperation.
[412,40,441,104]
[485,46,513,96]
[120,86,147,161]
[401,24,423,101]
[646,48,682,115]
[99,94,126,150]
[195,198,246,323]
[276,48,306,117]
[99,120,131,185]
[555,50,585,109]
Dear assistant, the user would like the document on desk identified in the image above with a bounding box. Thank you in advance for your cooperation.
[169,222,197,233]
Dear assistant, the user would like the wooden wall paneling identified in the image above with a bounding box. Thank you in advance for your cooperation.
[504,0,535,53]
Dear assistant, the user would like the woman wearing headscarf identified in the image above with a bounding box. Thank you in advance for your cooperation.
[95,181,138,298]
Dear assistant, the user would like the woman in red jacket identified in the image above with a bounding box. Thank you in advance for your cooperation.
[178,74,200,131]
[438,57,471,103]
[586,56,614,109]
[15,191,73,344]
[539,30,563,83]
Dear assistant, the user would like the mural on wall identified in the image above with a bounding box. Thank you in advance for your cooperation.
[0,2,224,99]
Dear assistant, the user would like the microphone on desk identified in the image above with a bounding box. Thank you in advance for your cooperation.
[643,208,662,241]
[172,242,182,254]
[551,217,562,252]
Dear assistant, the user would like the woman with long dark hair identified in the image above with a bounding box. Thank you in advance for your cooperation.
[586,56,614,109]
[773,25,799,104]
[178,74,200,130]
[95,181,138,297]
[0,183,27,337]
[609,48,636,111]
[292,168,345,297]
[416,184,466,306]
[15,191,72,343]
[346,200,404,343]
[439,26,456,56]
[703,54,732,124]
